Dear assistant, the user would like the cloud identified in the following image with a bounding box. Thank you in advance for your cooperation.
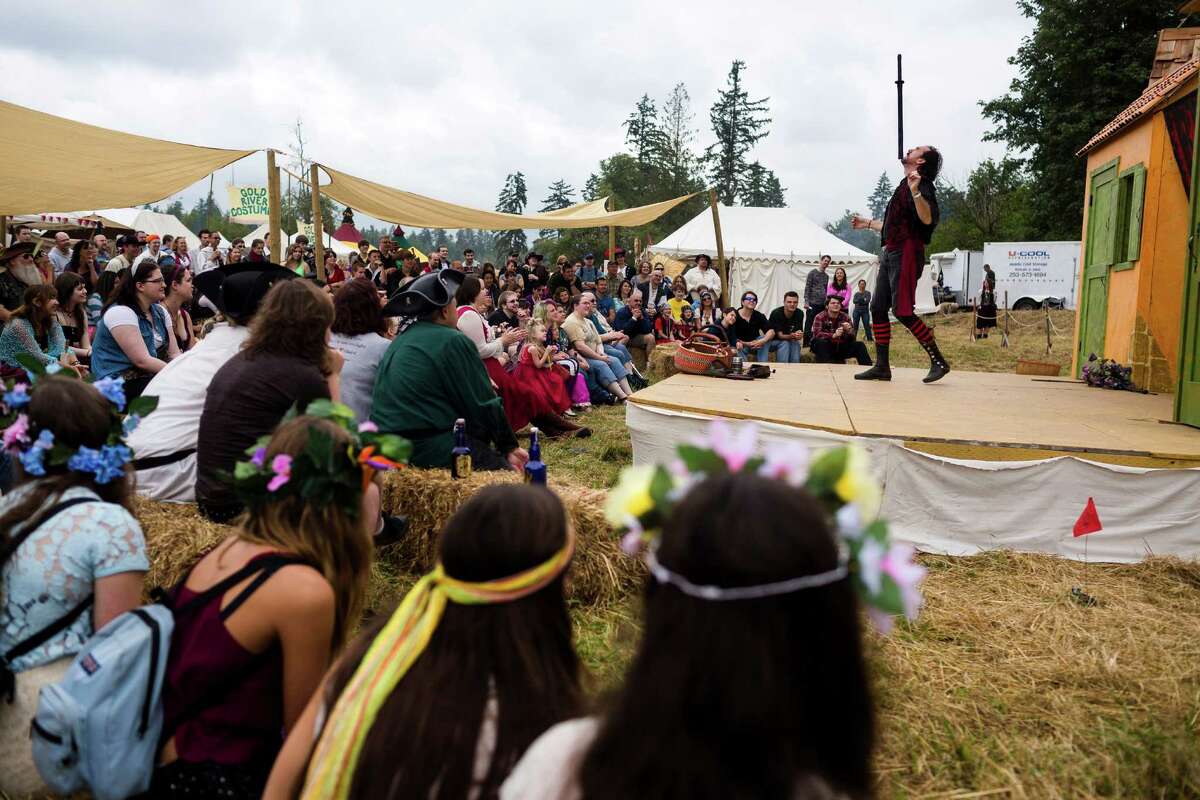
[0,0,1031,229]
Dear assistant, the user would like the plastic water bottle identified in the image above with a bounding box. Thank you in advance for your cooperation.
[450,418,471,479]
[524,427,547,485]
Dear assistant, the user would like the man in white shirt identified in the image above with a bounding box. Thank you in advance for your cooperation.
[48,232,73,276]
[461,249,482,273]
[104,235,142,274]
[129,262,300,501]
[134,234,163,267]
[684,254,722,302]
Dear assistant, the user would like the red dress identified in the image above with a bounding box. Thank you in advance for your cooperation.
[457,305,542,431]
[512,346,571,415]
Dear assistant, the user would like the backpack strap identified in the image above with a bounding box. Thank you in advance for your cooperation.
[218,555,306,621]
[1,497,99,703]
[167,553,307,618]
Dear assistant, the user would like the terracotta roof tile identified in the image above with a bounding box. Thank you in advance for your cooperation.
[1076,56,1200,156]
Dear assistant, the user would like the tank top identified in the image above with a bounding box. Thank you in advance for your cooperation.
[160,552,302,768]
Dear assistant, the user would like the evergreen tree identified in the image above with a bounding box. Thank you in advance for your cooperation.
[981,0,1177,238]
[704,60,772,204]
[624,95,664,172]
[493,171,528,256]
[742,162,787,207]
[826,210,881,254]
[867,172,893,220]
[581,173,601,202]
[658,82,699,188]
[538,179,576,239]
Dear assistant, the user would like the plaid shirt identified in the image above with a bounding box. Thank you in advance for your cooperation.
[810,310,852,342]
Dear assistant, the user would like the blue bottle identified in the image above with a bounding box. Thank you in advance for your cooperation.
[450,418,471,479]
[524,427,547,485]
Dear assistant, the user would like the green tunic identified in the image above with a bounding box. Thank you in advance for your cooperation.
[371,319,518,467]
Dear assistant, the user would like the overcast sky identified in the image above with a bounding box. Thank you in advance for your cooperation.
[1,0,1033,232]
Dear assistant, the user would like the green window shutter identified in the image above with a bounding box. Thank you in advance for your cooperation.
[1127,164,1146,262]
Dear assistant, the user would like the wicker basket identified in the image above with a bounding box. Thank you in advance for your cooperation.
[1016,359,1063,377]
[675,332,733,375]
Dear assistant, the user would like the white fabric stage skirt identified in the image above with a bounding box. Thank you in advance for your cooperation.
[627,402,1200,563]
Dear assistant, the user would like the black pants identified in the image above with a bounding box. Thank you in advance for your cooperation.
[466,435,512,471]
[803,307,818,347]
[812,338,873,365]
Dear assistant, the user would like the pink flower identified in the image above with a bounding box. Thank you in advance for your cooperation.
[704,419,758,472]
[267,454,293,492]
[358,421,379,433]
[880,542,926,620]
[757,441,809,486]
[2,414,30,453]
[620,531,645,556]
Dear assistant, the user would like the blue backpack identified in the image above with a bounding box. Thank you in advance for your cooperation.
[29,552,303,800]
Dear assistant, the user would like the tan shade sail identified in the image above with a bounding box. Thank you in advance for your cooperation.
[318,163,698,230]
[0,100,256,216]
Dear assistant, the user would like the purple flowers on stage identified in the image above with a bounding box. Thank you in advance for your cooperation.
[1081,353,1133,391]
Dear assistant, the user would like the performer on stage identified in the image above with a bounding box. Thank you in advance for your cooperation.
[851,145,949,383]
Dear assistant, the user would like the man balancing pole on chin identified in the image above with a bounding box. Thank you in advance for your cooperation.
[851,145,949,383]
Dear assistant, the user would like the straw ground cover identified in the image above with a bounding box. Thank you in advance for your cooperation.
[135,309,1200,795]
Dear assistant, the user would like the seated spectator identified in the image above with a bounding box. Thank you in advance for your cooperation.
[48,233,73,277]
[502,470,874,800]
[171,236,192,271]
[552,285,572,310]
[827,267,852,308]
[330,278,392,426]
[0,241,46,326]
[481,269,500,306]
[612,292,657,363]
[456,276,583,438]
[159,262,195,352]
[666,278,690,322]
[86,269,118,330]
[703,307,739,347]
[693,289,721,329]
[54,272,92,364]
[563,293,632,401]
[594,276,614,321]
[134,234,165,268]
[128,263,298,503]
[155,414,374,798]
[372,270,530,471]
[513,319,588,432]
[283,243,309,278]
[91,232,112,268]
[34,251,55,285]
[547,260,583,299]
[684,253,722,301]
[66,238,100,295]
[766,291,804,363]
[732,290,774,362]
[265,485,581,798]
[103,234,141,276]
[584,293,644,380]
[247,238,266,263]
[226,238,245,264]
[638,263,672,312]
[578,254,599,289]
[0,284,76,374]
[0,376,147,797]
[675,304,697,340]
[500,260,526,296]
[90,260,181,397]
[531,301,591,411]
[323,251,347,291]
[195,279,340,522]
[488,290,521,329]
[811,296,873,366]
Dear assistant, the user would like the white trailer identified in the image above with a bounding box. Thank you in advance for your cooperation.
[928,249,984,307]
[981,241,1081,310]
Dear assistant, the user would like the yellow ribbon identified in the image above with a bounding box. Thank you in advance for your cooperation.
[301,530,575,799]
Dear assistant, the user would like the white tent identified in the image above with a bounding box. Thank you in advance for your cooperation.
[241,223,357,258]
[649,205,878,312]
[51,208,203,251]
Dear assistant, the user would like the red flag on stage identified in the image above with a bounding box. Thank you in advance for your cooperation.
[1073,497,1103,537]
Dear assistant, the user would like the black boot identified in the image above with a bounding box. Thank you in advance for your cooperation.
[921,339,951,383]
[855,343,891,380]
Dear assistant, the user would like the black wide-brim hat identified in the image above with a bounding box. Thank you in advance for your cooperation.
[194,263,299,323]
[0,241,39,264]
[382,268,465,318]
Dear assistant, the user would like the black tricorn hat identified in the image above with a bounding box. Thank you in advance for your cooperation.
[194,262,299,324]
[0,241,39,264]
[382,268,465,319]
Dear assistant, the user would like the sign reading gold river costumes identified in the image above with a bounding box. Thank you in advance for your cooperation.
[226,186,270,223]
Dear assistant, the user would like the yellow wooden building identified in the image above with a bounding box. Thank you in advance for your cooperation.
[1074,28,1200,427]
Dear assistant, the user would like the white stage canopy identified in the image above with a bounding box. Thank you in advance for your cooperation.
[649,205,880,311]
[241,223,357,257]
[46,208,202,251]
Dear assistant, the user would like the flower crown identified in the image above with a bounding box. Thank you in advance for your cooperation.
[605,420,924,634]
[228,400,411,518]
[0,355,158,484]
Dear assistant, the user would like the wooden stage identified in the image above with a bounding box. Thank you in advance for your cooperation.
[630,365,1200,469]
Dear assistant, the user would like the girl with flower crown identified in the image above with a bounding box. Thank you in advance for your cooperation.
[502,427,926,800]
[153,414,376,799]
[0,375,148,797]
[263,484,582,800]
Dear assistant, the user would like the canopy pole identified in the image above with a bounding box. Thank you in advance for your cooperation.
[310,164,326,282]
[0,216,7,248]
[708,189,727,307]
[607,197,616,271]
[267,150,282,265]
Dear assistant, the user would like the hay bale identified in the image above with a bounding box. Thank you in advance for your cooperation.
[380,469,641,605]
[647,343,680,378]
[135,497,232,592]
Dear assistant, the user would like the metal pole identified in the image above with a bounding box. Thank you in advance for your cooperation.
[708,189,728,307]
[267,150,282,265]
[310,164,326,282]
[896,54,904,161]
[1002,290,1010,348]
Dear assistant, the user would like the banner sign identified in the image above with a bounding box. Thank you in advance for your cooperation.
[226,185,269,224]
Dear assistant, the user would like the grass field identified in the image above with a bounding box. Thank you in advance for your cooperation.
[538,309,1200,798]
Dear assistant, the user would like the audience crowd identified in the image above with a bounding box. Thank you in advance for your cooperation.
[0,222,888,799]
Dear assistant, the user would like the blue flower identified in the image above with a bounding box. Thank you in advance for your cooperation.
[92,377,127,411]
[18,445,46,476]
[122,414,141,436]
[67,445,102,478]
[35,430,53,449]
[67,444,130,484]
[3,383,31,410]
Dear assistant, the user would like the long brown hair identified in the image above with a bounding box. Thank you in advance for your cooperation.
[54,272,87,331]
[241,279,335,375]
[331,278,387,337]
[236,416,372,650]
[322,484,581,799]
[0,377,133,567]
[14,284,58,342]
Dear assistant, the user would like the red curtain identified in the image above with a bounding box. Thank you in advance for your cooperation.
[1163,90,1197,198]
